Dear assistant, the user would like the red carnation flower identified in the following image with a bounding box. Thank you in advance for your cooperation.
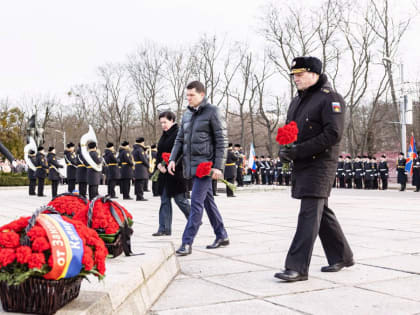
[0,230,20,248]
[31,237,51,252]
[276,121,299,146]
[196,161,213,178]
[82,246,94,271]
[162,152,171,164]
[28,252,46,269]
[0,217,29,233]
[16,246,32,264]
[48,195,89,217]
[0,248,16,267]
[27,226,47,241]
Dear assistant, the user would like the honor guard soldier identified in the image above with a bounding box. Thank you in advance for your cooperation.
[27,150,37,195]
[64,142,78,193]
[266,156,274,185]
[344,156,353,188]
[282,161,291,186]
[234,144,244,187]
[336,155,345,188]
[364,156,374,189]
[353,156,364,189]
[276,56,353,282]
[132,137,149,201]
[224,143,238,197]
[412,156,420,192]
[76,143,88,198]
[378,154,389,190]
[151,143,159,196]
[362,155,369,189]
[276,157,283,185]
[118,141,134,200]
[260,155,268,184]
[397,152,407,191]
[254,156,261,184]
[47,146,63,198]
[103,142,120,198]
[87,142,101,200]
[35,146,48,197]
[372,157,379,189]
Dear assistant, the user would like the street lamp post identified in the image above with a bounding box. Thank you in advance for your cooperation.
[383,57,407,156]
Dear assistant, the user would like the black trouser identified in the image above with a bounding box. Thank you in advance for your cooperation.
[339,177,345,188]
[212,180,218,196]
[365,180,372,189]
[236,169,244,187]
[78,182,87,198]
[261,171,267,184]
[143,179,149,192]
[68,179,76,193]
[135,179,146,199]
[89,185,98,200]
[380,176,388,190]
[51,180,59,198]
[29,179,37,195]
[345,178,352,188]
[285,197,353,275]
[354,178,363,189]
[37,178,45,196]
[152,180,159,196]
[373,178,378,189]
[284,175,290,186]
[121,178,131,198]
[107,179,116,197]
[400,182,406,191]
[277,174,283,185]
[226,177,235,196]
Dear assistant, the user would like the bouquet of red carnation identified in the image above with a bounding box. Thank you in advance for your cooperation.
[151,152,171,182]
[276,121,299,146]
[196,161,236,192]
[0,206,107,286]
[48,193,89,217]
[73,196,134,257]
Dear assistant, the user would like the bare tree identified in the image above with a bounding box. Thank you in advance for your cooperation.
[165,48,193,121]
[366,0,411,142]
[128,43,168,142]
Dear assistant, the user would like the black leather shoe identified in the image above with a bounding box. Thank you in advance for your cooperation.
[321,259,355,272]
[176,244,192,256]
[123,197,133,200]
[206,238,230,249]
[152,231,171,236]
[136,197,148,201]
[274,269,308,282]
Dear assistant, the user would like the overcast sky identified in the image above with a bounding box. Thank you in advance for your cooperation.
[1,0,419,102]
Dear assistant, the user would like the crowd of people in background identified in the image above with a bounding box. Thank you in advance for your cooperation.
[0,159,27,173]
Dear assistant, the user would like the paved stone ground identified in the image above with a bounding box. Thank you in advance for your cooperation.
[1,185,420,314]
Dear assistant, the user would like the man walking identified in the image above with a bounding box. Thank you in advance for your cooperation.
[275,56,354,282]
[168,81,229,256]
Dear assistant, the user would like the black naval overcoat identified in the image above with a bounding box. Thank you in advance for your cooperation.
[35,152,49,179]
[87,151,102,185]
[64,149,78,180]
[118,148,134,179]
[285,74,345,199]
[224,149,238,180]
[132,144,149,180]
[103,148,120,180]
[47,153,63,181]
[397,158,407,184]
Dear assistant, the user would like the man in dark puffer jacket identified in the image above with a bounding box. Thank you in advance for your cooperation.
[168,81,228,256]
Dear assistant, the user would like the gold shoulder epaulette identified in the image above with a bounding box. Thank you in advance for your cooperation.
[321,88,330,94]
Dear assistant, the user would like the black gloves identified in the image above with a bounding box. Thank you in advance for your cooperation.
[279,145,298,163]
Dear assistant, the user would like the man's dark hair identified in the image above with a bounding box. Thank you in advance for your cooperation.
[187,81,206,94]
[159,111,176,122]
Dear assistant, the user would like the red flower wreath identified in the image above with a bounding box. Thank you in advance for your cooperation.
[48,194,89,217]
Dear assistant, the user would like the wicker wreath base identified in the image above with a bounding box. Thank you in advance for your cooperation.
[0,276,83,315]
[104,233,123,258]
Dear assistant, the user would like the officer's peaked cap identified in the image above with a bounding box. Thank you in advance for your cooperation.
[290,56,322,75]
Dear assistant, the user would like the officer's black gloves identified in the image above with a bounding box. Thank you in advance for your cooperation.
[279,145,298,163]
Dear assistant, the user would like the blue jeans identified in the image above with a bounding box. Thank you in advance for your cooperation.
[158,187,190,234]
[182,176,228,245]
